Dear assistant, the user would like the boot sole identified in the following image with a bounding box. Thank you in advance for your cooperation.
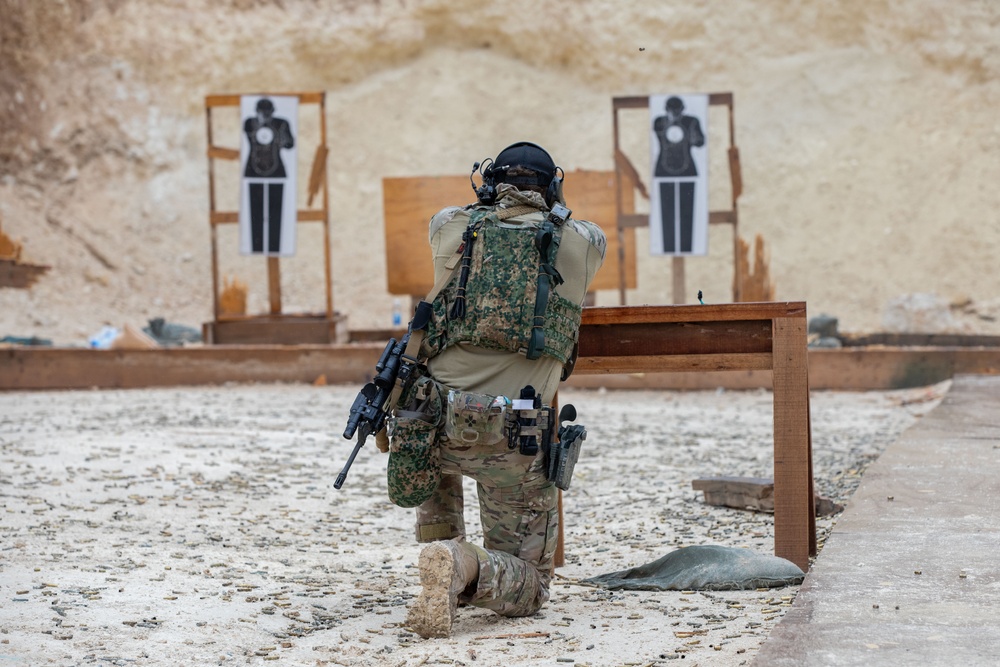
[407,542,458,638]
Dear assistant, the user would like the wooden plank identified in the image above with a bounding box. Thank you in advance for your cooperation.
[267,257,282,314]
[565,369,775,390]
[568,346,1000,390]
[206,92,324,107]
[613,96,649,110]
[207,146,240,160]
[307,145,328,207]
[692,476,774,494]
[382,171,637,296]
[211,209,325,224]
[574,352,772,375]
[692,476,842,516]
[578,320,773,359]
[708,91,734,106]
[0,344,380,390]
[206,105,221,319]
[621,210,737,228]
[807,347,994,390]
[207,314,342,345]
[617,213,648,229]
[671,256,685,304]
[771,316,814,570]
[206,94,242,107]
[692,476,775,512]
[581,302,806,326]
[566,171,638,292]
[8,343,995,392]
[709,210,737,224]
[382,175,465,296]
[840,332,1000,348]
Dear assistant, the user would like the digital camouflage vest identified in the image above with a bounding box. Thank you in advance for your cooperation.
[420,207,582,365]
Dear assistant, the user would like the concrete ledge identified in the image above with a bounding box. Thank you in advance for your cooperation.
[752,375,1000,666]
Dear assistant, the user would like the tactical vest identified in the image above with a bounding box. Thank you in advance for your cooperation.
[420,206,582,365]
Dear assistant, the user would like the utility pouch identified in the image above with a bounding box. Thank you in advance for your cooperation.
[509,385,552,456]
[445,390,509,446]
[386,375,442,508]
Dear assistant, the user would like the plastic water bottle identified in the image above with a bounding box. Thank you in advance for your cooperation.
[88,325,120,349]
[392,298,402,328]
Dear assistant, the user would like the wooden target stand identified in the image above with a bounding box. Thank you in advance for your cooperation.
[202,92,343,345]
[613,92,743,304]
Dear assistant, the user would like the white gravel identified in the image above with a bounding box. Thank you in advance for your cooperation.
[0,381,947,666]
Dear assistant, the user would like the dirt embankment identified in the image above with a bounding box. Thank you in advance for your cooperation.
[1,1,998,345]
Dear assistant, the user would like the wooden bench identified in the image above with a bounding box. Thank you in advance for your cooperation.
[574,303,815,569]
[382,176,815,571]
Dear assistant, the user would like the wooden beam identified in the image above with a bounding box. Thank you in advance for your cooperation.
[207,146,240,160]
[206,92,324,107]
[206,313,344,345]
[581,302,806,325]
[709,210,737,224]
[692,476,774,512]
[574,352,773,375]
[0,344,383,390]
[578,320,773,359]
[840,332,1000,347]
[211,209,326,224]
[771,316,815,569]
[267,257,282,314]
[5,344,1000,392]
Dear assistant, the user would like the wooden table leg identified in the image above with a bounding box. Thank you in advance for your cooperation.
[552,392,565,568]
[555,490,564,568]
[771,316,814,571]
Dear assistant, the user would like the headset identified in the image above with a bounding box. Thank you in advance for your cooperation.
[469,141,565,207]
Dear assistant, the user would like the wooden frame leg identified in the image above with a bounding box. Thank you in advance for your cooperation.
[771,316,814,571]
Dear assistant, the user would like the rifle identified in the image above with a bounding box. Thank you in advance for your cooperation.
[335,332,415,489]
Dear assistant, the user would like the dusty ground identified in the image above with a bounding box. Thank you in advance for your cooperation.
[0,381,947,666]
[0,3,991,665]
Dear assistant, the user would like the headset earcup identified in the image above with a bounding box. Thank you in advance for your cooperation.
[546,176,565,207]
[477,164,498,204]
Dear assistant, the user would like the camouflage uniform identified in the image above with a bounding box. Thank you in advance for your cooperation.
[413,184,606,617]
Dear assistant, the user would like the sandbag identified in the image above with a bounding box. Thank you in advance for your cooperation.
[582,544,805,591]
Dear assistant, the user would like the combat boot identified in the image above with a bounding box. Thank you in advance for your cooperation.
[406,539,481,638]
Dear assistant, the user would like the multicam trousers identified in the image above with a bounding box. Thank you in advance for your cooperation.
[414,435,559,618]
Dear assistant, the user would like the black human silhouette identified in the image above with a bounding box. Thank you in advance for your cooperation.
[652,96,705,253]
[243,98,295,253]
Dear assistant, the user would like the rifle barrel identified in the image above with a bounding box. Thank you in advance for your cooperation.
[334,438,365,489]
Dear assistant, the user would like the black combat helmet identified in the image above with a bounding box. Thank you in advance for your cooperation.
[491,141,556,188]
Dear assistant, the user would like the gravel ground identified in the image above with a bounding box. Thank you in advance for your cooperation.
[0,381,948,666]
